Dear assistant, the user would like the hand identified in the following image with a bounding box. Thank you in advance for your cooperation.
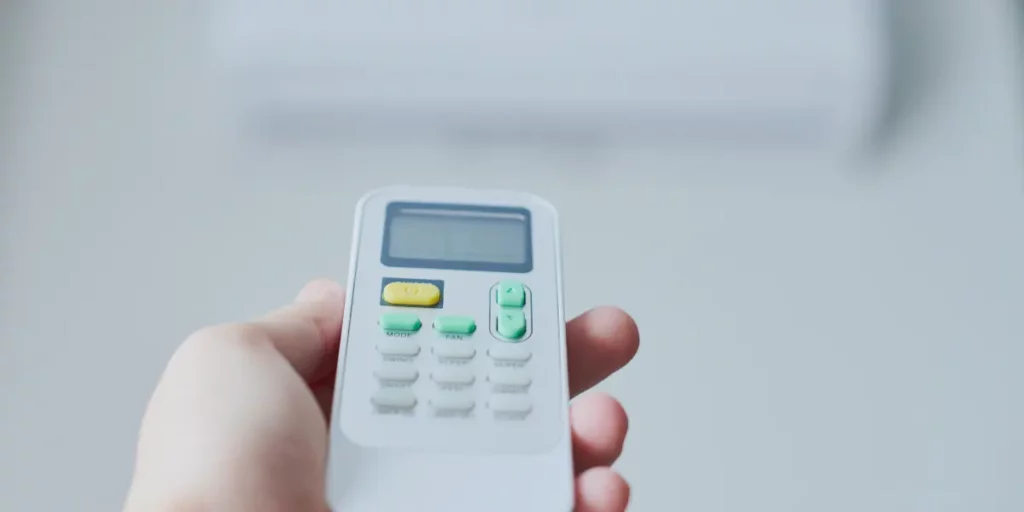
[124,279,640,512]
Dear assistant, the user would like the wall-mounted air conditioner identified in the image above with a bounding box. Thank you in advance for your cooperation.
[211,0,888,152]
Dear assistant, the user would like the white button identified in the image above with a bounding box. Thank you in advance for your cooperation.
[433,342,476,359]
[431,367,476,385]
[373,365,419,383]
[376,340,420,357]
[488,345,532,362]
[371,388,417,409]
[430,393,476,413]
[488,368,532,388]
[489,394,533,414]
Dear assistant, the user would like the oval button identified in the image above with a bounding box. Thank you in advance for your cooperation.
[433,315,476,335]
[431,367,476,385]
[382,282,441,307]
[371,388,417,409]
[378,313,422,332]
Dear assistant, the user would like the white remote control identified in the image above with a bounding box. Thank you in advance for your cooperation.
[326,186,574,511]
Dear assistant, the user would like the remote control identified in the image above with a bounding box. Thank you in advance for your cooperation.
[326,186,574,511]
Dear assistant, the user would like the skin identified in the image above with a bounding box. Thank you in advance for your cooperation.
[123,279,640,512]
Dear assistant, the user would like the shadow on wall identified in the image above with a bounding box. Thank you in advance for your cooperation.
[0,0,32,224]
[865,0,956,156]
[0,0,29,157]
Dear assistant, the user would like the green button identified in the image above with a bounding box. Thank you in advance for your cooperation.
[379,313,421,332]
[496,280,526,307]
[433,316,477,335]
[496,308,527,340]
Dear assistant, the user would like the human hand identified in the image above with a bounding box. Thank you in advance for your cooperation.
[124,279,640,512]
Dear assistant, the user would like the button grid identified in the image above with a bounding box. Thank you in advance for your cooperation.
[370,280,535,420]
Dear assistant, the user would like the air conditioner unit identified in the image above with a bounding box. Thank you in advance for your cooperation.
[211,0,888,152]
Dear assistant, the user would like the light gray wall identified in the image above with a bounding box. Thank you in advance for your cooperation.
[1,1,1022,511]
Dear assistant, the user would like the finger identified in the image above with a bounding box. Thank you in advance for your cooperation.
[251,279,346,382]
[567,307,640,396]
[574,467,631,512]
[571,392,629,474]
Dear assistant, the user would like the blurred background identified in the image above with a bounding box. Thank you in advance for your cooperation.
[1,1,1022,511]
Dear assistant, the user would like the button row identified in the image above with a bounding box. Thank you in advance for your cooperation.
[379,313,476,335]
[371,388,533,414]
[373,364,532,387]
[376,340,531,362]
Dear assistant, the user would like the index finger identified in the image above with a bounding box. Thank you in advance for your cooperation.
[566,307,640,396]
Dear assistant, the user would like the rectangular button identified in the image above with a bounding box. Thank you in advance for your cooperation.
[496,308,527,340]
[495,280,526,307]
[430,393,476,413]
[488,368,532,388]
[376,340,421,357]
[433,315,476,335]
[488,345,532,362]
[433,342,476,359]
[379,313,422,332]
[490,394,532,414]
[371,388,417,409]
[373,365,419,383]
[430,367,476,385]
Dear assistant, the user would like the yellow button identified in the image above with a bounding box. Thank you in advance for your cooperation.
[382,282,441,307]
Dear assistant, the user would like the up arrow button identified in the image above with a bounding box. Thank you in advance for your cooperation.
[495,280,526,307]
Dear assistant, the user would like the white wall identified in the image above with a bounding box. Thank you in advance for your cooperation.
[1,1,1022,511]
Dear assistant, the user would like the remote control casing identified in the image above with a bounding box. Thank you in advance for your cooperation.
[326,186,573,511]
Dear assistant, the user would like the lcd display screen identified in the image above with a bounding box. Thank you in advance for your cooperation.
[381,202,532,273]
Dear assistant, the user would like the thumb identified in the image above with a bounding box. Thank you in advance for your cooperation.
[124,280,345,512]
[251,278,347,382]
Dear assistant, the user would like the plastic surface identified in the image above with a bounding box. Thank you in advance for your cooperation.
[326,186,574,511]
